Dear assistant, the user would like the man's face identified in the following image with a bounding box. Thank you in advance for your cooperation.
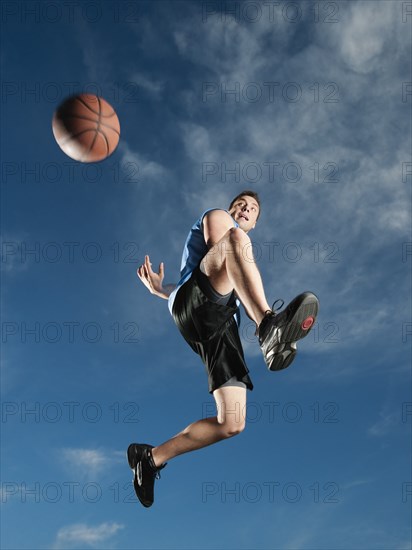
[228,195,260,232]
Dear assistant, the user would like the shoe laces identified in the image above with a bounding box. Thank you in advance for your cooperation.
[147,448,167,479]
[155,469,162,480]
[262,299,285,317]
[154,461,167,479]
[271,299,284,313]
[257,299,285,336]
[134,459,166,485]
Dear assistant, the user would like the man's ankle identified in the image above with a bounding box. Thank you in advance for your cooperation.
[151,447,161,468]
[256,309,272,328]
[255,309,275,335]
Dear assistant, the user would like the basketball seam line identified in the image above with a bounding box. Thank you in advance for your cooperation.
[57,128,110,153]
[74,95,117,119]
[56,114,120,135]
[75,95,101,116]
[95,96,110,157]
[81,130,99,162]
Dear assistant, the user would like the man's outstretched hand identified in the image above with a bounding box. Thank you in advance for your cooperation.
[137,255,176,300]
[137,255,165,295]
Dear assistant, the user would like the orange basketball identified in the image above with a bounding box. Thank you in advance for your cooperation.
[52,94,120,162]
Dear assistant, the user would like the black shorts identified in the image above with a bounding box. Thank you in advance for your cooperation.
[172,266,254,394]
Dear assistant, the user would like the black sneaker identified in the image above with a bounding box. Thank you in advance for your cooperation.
[127,443,167,508]
[258,292,319,371]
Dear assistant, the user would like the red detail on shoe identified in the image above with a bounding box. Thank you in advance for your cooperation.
[301,316,314,330]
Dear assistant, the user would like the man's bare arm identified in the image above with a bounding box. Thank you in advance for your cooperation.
[202,209,236,248]
[137,255,176,300]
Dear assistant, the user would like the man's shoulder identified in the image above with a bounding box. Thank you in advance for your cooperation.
[201,208,232,223]
[200,208,238,247]
[200,209,238,234]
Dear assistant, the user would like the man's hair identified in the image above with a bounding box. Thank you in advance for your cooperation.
[228,190,261,219]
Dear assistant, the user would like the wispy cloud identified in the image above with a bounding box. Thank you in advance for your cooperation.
[1,234,32,274]
[368,409,400,437]
[72,20,114,84]
[117,140,169,182]
[180,122,217,164]
[58,448,124,478]
[130,72,164,98]
[342,478,374,491]
[173,11,287,83]
[319,1,400,75]
[52,522,124,550]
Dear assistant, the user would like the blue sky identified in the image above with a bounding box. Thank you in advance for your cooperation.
[1,0,411,548]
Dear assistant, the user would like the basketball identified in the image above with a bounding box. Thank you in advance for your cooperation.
[52,94,120,162]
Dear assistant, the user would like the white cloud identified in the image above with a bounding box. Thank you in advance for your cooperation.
[59,448,124,478]
[1,233,33,274]
[174,16,267,83]
[71,20,113,84]
[180,122,217,164]
[118,141,168,182]
[335,2,398,74]
[170,1,410,242]
[280,499,343,549]
[130,72,164,97]
[342,478,374,490]
[53,522,124,549]
[368,410,400,437]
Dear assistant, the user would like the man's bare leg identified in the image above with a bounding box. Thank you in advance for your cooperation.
[151,385,246,467]
[201,227,271,327]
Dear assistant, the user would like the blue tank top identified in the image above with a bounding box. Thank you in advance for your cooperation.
[168,208,239,314]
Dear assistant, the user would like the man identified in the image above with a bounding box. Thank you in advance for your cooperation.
[128,190,319,508]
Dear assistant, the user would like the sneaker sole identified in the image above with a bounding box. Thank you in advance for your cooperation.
[269,343,297,371]
[268,292,318,371]
[278,292,319,344]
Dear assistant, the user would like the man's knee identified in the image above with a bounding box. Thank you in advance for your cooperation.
[203,227,248,264]
[214,227,248,261]
[220,419,246,438]
[228,227,248,246]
